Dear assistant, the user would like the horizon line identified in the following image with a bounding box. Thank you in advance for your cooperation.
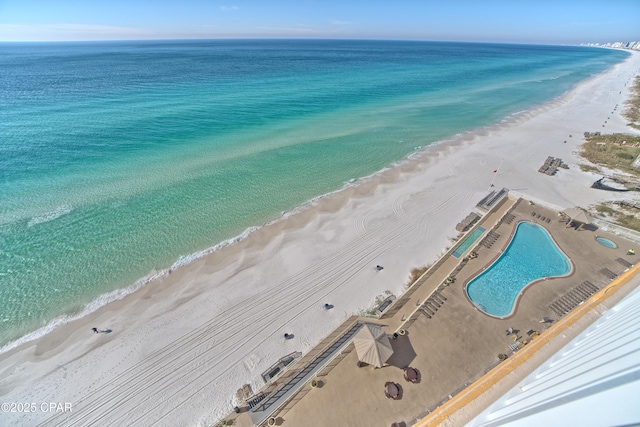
[0,37,587,47]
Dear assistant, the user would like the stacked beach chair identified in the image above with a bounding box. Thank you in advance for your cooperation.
[538,156,564,176]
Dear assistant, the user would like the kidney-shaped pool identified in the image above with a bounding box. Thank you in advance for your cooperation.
[466,221,572,317]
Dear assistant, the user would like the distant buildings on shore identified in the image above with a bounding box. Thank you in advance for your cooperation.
[582,41,640,51]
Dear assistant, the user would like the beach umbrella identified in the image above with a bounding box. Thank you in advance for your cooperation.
[563,208,593,225]
[353,324,394,368]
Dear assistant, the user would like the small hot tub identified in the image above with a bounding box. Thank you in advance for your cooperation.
[596,237,617,249]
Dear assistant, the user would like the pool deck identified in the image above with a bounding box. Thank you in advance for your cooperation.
[224,197,640,427]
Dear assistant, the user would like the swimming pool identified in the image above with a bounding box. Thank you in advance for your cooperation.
[596,237,617,249]
[466,222,571,317]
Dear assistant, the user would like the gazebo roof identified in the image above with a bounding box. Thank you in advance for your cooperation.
[353,324,394,368]
[563,208,592,224]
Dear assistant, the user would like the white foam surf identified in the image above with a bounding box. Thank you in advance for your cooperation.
[27,205,73,227]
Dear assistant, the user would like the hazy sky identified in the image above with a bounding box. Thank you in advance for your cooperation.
[1,0,638,44]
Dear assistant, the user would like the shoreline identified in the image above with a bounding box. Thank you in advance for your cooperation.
[1,51,639,426]
[0,52,628,357]
[0,89,584,356]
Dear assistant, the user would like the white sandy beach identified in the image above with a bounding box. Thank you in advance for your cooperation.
[1,50,639,427]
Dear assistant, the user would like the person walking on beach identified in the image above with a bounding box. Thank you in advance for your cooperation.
[92,327,99,333]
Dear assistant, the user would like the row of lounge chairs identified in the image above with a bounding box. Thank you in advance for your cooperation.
[600,268,618,280]
[530,212,551,223]
[501,213,516,225]
[616,257,634,268]
[419,291,447,319]
[549,281,600,317]
[479,231,500,249]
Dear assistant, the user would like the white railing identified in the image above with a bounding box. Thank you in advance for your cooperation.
[508,191,640,244]
[593,219,640,244]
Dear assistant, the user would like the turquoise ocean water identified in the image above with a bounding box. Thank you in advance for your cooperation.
[0,40,628,350]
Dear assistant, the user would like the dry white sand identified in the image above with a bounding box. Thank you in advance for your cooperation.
[1,51,639,427]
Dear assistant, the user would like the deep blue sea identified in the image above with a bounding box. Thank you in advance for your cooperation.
[0,39,628,350]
